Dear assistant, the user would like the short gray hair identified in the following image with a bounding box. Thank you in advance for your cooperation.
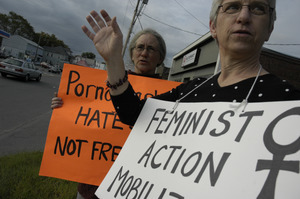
[129,28,166,65]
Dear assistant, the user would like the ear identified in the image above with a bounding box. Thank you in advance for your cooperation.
[210,20,217,39]
[156,54,164,67]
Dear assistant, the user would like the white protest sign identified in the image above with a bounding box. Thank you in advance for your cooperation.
[96,99,300,199]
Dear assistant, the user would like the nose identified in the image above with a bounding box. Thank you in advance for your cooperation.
[140,48,149,56]
[236,6,251,24]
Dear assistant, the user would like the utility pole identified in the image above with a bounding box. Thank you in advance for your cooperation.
[122,0,149,57]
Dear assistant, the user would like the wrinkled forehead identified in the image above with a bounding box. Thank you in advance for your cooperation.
[135,34,159,46]
[222,0,269,3]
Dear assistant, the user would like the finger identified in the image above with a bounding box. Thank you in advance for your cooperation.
[51,101,60,109]
[51,98,63,109]
[90,10,106,28]
[82,25,95,41]
[54,92,57,97]
[100,10,112,25]
[51,103,62,109]
[52,97,62,102]
[86,15,100,33]
[52,101,63,106]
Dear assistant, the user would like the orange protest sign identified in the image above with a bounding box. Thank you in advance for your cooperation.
[39,64,181,186]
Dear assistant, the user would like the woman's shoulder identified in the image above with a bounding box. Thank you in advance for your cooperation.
[258,73,298,90]
[254,73,300,101]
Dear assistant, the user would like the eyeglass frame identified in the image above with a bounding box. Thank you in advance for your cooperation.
[133,44,158,54]
[218,1,274,15]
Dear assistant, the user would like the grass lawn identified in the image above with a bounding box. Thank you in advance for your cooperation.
[0,151,77,199]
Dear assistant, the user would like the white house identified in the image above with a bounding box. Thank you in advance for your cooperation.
[1,35,43,61]
[73,55,105,70]
[42,46,72,69]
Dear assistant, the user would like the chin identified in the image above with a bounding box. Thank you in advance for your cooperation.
[136,66,155,74]
[137,64,153,70]
[231,43,258,54]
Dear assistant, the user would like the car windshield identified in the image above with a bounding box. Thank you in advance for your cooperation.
[3,58,23,67]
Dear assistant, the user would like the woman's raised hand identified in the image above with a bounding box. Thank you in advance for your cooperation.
[81,10,123,64]
[81,9,127,95]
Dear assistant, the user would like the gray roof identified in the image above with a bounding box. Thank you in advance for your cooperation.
[14,35,43,49]
[43,46,71,56]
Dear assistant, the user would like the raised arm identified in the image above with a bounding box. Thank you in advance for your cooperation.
[81,9,128,96]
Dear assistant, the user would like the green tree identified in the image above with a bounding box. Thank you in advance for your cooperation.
[0,11,35,40]
[34,32,69,49]
[0,11,70,50]
[0,13,9,31]
[82,52,96,59]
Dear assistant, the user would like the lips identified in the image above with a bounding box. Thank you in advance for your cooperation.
[139,60,149,64]
[233,30,252,35]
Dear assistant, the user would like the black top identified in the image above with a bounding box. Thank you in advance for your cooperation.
[111,73,300,126]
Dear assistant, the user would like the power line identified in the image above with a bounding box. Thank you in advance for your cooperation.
[128,1,203,37]
[129,0,203,36]
[127,0,144,30]
[173,0,209,30]
[143,13,202,36]
[122,0,131,28]
[137,16,144,30]
[122,0,148,56]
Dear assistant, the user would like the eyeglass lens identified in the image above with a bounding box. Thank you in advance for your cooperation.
[135,45,156,53]
[220,1,270,15]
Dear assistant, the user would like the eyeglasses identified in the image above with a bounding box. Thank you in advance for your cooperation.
[134,44,157,54]
[218,1,273,15]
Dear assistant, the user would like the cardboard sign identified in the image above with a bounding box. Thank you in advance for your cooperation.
[39,64,181,186]
[96,98,300,198]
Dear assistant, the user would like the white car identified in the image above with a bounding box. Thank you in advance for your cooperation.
[48,65,61,74]
[0,57,42,81]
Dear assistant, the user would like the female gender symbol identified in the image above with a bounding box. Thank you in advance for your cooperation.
[256,107,300,199]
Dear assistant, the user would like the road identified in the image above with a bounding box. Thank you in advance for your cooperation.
[0,67,61,156]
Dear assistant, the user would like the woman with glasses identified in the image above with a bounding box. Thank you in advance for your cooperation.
[51,27,166,109]
[82,0,299,127]
[128,28,166,76]
[75,28,165,199]
[50,25,166,199]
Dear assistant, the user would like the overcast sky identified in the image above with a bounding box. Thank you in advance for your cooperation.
[1,0,299,68]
